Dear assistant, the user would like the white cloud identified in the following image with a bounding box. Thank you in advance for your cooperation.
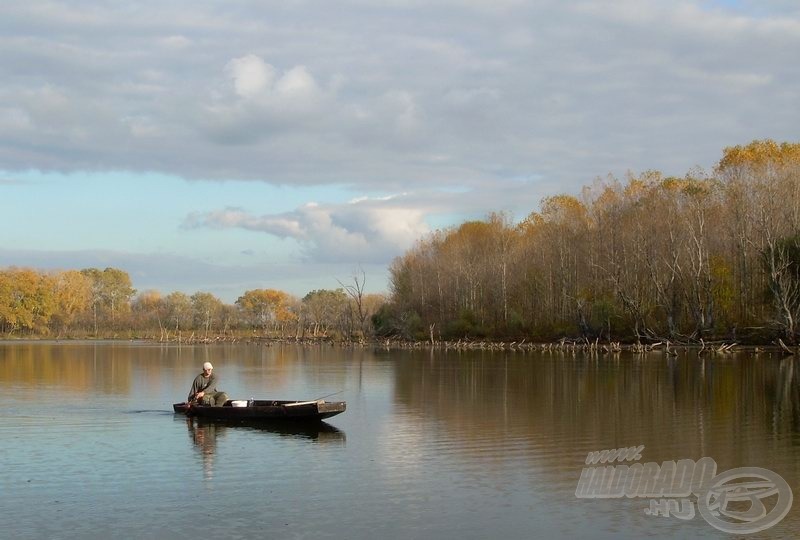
[184,197,430,264]
[226,54,276,99]
[201,56,329,145]
[274,65,319,99]
[223,55,321,106]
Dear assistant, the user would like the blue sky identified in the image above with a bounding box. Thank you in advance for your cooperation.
[1,0,799,302]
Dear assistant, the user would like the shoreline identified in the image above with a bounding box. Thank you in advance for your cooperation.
[0,334,796,356]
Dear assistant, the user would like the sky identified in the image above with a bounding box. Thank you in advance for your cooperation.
[1,0,799,302]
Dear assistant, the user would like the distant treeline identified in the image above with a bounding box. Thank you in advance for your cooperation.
[0,266,385,340]
[378,140,800,344]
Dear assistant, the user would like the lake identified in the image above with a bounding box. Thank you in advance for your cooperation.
[0,341,798,539]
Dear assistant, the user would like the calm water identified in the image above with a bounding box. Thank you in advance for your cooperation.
[1,342,798,539]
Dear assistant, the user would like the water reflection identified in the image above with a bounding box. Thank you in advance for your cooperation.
[0,341,135,395]
[0,341,369,399]
[182,415,346,479]
[185,417,218,481]
[389,351,800,477]
[2,342,799,538]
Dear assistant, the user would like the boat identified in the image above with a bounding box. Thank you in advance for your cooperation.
[173,398,346,422]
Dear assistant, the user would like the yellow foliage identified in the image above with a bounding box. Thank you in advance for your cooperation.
[623,178,648,200]
[133,289,162,311]
[539,194,588,227]
[0,267,55,331]
[236,288,297,326]
[53,270,92,320]
[659,176,713,198]
[717,139,800,172]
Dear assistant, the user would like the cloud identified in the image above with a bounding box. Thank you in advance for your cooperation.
[275,66,319,100]
[201,55,330,146]
[226,54,276,99]
[0,1,798,193]
[220,55,323,110]
[159,34,192,50]
[184,196,430,264]
[181,176,559,266]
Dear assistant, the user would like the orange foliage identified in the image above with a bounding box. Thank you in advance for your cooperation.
[718,139,800,172]
[236,288,297,329]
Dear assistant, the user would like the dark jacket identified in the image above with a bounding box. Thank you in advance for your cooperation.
[188,373,218,401]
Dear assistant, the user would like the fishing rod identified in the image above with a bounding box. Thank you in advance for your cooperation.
[313,390,344,401]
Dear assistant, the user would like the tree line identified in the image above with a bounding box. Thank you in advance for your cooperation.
[379,140,800,344]
[0,266,385,340]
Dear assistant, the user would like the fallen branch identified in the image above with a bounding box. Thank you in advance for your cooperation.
[778,338,795,355]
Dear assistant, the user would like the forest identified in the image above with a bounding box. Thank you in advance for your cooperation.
[379,140,800,344]
[2,140,799,344]
[0,266,384,340]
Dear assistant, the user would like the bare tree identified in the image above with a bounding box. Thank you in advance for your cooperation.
[339,268,369,338]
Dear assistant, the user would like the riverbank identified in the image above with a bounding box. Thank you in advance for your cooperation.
[2,333,797,356]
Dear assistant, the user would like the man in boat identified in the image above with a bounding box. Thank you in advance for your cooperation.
[188,362,228,406]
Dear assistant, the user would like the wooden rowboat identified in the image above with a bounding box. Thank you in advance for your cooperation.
[173,399,346,422]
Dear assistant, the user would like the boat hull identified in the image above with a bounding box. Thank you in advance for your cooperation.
[173,399,346,422]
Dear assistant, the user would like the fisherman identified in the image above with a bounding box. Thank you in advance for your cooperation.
[188,362,228,406]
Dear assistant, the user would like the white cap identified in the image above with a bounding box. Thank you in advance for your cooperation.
[203,362,213,370]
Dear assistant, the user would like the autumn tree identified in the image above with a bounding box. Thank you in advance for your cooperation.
[191,292,224,338]
[302,288,350,337]
[80,267,136,332]
[50,270,93,334]
[0,268,55,333]
[718,140,800,340]
[131,290,166,335]
[236,289,297,336]
[164,292,192,335]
